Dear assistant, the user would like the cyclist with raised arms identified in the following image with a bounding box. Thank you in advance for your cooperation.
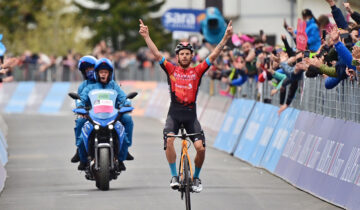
[139,19,233,192]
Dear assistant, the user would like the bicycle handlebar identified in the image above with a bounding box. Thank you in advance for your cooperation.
[166,133,201,138]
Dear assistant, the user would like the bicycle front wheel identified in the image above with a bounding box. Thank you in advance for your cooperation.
[183,155,191,210]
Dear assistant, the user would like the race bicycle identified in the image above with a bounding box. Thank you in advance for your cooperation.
[166,125,202,210]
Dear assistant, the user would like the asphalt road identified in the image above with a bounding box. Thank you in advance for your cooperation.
[0,114,342,210]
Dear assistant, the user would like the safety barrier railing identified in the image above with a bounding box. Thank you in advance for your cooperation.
[11,63,360,123]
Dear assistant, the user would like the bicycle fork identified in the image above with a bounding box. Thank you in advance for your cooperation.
[180,140,193,182]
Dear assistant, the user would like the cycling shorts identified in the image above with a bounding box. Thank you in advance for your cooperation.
[163,103,205,142]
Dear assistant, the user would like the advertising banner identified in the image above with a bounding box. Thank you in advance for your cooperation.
[213,99,255,153]
[0,83,18,112]
[120,81,157,116]
[5,82,35,113]
[162,9,206,32]
[199,95,232,140]
[0,162,5,193]
[144,82,170,122]
[245,104,280,166]
[275,112,360,209]
[38,82,70,114]
[233,103,277,163]
[260,108,299,172]
[25,82,53,113]
[0,132,7,166]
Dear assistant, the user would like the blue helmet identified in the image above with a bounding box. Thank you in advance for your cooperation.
[78,55,97,79]
[94,58,114,84]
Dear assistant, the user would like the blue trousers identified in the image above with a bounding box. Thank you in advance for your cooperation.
[117,114,134,161]
[74,118,88,163]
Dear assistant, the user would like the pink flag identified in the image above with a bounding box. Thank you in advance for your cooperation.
[296,18,308,51]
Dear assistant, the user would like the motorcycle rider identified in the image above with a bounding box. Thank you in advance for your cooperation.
[71,55,97,170]
[78,58,134,171]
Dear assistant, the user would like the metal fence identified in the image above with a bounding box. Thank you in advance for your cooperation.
[11,62,360,123]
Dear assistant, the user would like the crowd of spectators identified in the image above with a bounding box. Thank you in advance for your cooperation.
[184,1,360,114]
[1,1,360,116]
[0,40,140,83]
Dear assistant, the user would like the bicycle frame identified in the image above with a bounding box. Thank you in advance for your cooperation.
[180,139,193,183]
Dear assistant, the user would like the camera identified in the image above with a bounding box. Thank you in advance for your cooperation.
[340,33,353,47]
[316,45,330,58]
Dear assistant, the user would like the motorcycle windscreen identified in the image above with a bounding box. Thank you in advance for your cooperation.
[88,89,118,119]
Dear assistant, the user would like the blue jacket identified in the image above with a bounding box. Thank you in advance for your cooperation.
[334,41,357,71]
[79,80,127,109]
[323,41,357,89]
[75,79,96,107]
[305,18,321,52]
[331,5,348,29]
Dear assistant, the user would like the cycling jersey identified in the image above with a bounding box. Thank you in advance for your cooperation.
[159,57,212,108]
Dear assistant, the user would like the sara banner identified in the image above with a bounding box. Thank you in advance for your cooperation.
[162,8,206,32]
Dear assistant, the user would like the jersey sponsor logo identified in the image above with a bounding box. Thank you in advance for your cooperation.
[175,83,192,89]
[173,72,196,80]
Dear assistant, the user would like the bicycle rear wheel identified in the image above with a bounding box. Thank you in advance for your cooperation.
[183,155,191,210]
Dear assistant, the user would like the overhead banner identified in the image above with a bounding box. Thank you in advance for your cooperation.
[162,8,206,32]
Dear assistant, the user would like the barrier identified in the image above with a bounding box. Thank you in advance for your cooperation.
[0,162,5,193]
[259,108,300,172]
[233,103,279,166]
[144,82,170,122]
[274,111,360,209]
[120,81,157,116]
[213,99,255,153]
[38,82,71,114]
[0,83,18,112]
[199,95,232,138]
[0,81,157,115]
[5,82,35,113]
[0,115,8,193]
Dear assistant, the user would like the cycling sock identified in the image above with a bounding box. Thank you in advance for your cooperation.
[169,162,177,177]
[193,167,201,179]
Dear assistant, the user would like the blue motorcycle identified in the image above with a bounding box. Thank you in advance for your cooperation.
[69,89,137,191]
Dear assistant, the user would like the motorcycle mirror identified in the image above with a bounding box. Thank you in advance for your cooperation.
[68,92,80,100]
[126,92,138,99]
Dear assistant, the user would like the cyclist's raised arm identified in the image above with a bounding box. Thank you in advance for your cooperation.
[139,19,163,62]
[208,20,233,63]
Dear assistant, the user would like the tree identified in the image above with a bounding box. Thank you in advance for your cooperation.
[0,0,88,55]
[74,0,172,52]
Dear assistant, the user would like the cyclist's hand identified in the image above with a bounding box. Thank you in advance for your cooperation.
[224,20,233,40]
[139,19,149,38]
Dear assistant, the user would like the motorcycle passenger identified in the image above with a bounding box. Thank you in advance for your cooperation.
[71,55,97,170]
[79,58,134,171]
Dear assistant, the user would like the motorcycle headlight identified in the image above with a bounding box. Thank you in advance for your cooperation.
[94,125,100,130]
[108,124,114,130]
